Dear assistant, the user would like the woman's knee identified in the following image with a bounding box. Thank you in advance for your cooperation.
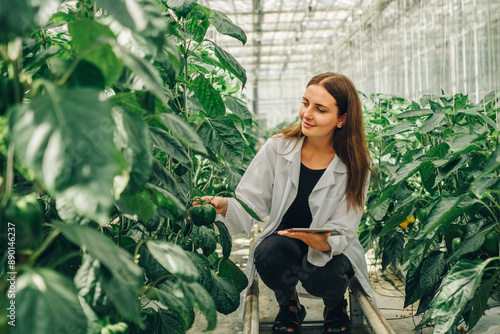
[254,234,305,266]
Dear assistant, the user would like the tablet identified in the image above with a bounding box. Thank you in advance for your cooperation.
[285,228,346,235]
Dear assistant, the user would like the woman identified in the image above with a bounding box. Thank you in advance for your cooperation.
[204,72,374,334]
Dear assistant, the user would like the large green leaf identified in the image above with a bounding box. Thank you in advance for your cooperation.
[0,0,59,43]
[112,107,152,194]
[381,230,404,270]
[9,83,120,224]
[213,44,247,87]
[458,106,499,130]
[151,160,189,205]
[197,117,244,161]
[209,9,247,45]
[421,101,446,133]
[16,267,87,334]
[379,200,414,236]
[224,95,252,124]
[446,224,495,264]
[419,251,446,295]
[166,0,198,16]
[54,222,144,324]
[166,280,217,331]
[122,187,158,222]
[428,259,494,334]
[416,195,474,240]
[149,126,192,169]
[192,75,226,117]
[154,286,195,331]
[74,254,112,317]
[111,42,173,101]
[381,120,414,136]
[215,257,248,292]
[146,240,199,282]
[208,270,240,314]
[465,276,496,330]
[192,225,217,257]
[147,183,186,219]
[155,113,208,154]
[97,0,166,37]
[186,5,211,42]
[68,17,123,86]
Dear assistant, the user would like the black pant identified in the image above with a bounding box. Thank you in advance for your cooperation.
[254,233,354,308]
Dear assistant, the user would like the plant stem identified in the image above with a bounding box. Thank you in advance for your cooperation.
[1,145,15,209]
[29,229,61,264]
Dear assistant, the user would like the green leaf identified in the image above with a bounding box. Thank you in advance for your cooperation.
[421,101,446,133]
[380,200,415,236]
[192,225,218,257]
[430,259,494,334]
[97,0,166,36]
[209,9,247,45]
[478,144,500,178]
[166,0,198,16]
[68,18,123,86]
[147,183,186,218]
[213,44,247,87]
[151,160,189,205]
[121,188,158,222]
[146,240,199,282]
[198,117,245,161]
[74,254,112,316]
[192,75,226,117]
[382,120,414,137]
[0,0,58,43]
[391,159,422,185]
[458,107,499,130]
[466,276,496,330]
[186,6,210,43]
[224,96,252,124]
[53,222,144,324]
[419,251,446,295]
[112,107,152,194]
[156,113,208,155]
[368,197,391,221]
[208,270,240,314]
[214,221,232,258]
[470,175,499,199]
[167,280,217,331]
[16,267,87,334]
[447,225,495,264]
[230,193,263,222]
[381,230,404,270]
[426,143,450,158]
[216,257,248,292]
[111,42,173,101]
[416,196,473,240]
[448,132,486,155]
[154,286,195,331]
[394,108,433,119]
[149,126,192,169]
[9,83,120,225]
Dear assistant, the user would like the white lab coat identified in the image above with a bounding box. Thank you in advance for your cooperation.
[217,134,375,316]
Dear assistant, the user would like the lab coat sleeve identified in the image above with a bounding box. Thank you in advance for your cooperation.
[216,138,277,235]
[308,174,370,266]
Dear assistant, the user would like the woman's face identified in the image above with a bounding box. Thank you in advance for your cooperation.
[299,84,345,142]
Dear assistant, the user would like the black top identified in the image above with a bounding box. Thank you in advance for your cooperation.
[277,163,326,231]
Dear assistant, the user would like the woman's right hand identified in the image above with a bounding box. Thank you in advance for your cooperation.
[200,196,228,217]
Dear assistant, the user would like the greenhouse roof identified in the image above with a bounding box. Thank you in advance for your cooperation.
[200,0,372,83]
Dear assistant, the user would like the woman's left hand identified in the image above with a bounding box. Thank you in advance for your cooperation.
[277,230,332,252]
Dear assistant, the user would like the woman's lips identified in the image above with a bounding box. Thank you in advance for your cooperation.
[302,121,315,128]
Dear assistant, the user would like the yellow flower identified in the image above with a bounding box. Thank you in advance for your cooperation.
[400,216,415,228]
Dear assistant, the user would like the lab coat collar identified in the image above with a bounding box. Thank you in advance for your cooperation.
[283,136,347,190]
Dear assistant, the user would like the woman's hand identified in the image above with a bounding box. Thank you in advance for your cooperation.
[199,196,229,217]
[277,230,332,252]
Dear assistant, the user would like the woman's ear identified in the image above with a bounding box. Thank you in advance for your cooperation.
[338,114,347,127]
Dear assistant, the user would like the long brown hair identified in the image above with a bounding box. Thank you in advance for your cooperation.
[277,72,373,211]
